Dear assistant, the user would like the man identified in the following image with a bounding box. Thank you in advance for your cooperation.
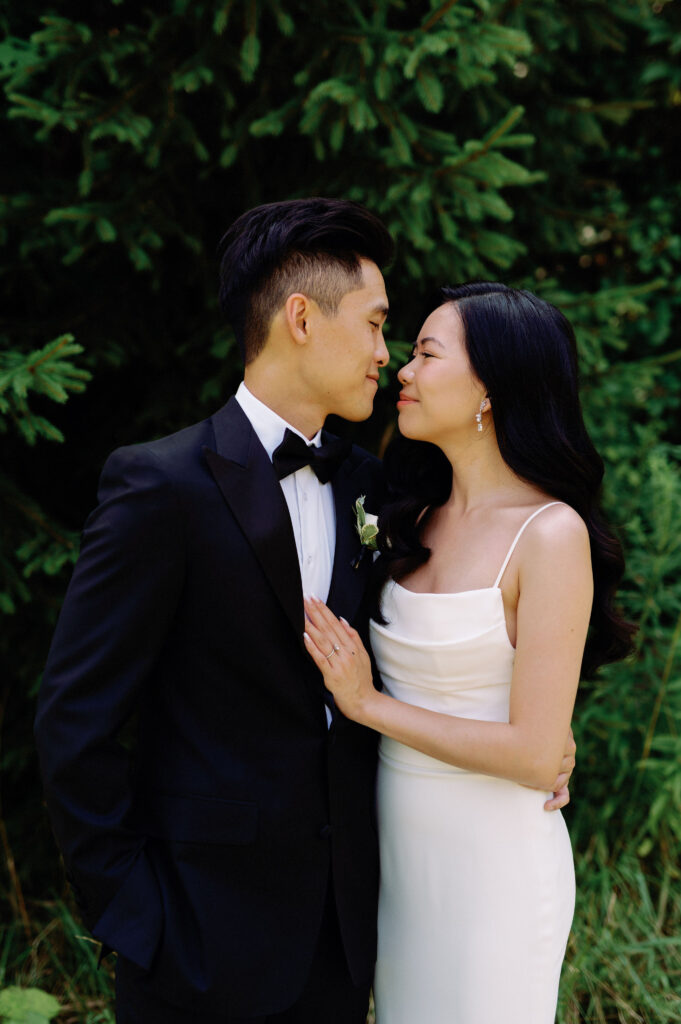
[35,198,392,1023]
[35,198,573,1023]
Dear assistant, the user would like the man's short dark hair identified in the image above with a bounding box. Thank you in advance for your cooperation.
[217,198,394,364]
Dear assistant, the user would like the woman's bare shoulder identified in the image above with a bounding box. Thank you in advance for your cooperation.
[521,501,591,573]
[531,501,588,539]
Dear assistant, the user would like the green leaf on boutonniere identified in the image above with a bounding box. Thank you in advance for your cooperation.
[353,495,378,552]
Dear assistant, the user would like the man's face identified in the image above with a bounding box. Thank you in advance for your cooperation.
[303,259,390,422]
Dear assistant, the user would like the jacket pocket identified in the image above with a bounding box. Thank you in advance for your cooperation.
[144,792,258,845]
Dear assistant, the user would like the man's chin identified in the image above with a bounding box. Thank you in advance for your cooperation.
[333,400,375,423]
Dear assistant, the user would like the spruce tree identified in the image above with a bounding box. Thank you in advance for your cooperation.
[2,1,680,1018]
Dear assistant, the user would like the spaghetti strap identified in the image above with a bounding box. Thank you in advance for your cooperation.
[493,502,564,588]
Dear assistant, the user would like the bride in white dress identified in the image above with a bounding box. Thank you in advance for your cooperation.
[303,283,633,1023]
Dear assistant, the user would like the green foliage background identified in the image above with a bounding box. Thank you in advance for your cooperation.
[2,1,680,1020]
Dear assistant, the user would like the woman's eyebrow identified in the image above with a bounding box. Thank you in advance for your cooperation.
[414,335,445,349]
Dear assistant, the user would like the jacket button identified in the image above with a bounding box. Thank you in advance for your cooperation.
[319,824,332,839]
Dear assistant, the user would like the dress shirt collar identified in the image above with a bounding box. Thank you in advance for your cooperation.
[235,381,322,461]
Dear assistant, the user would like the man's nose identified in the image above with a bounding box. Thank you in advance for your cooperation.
[376,336,390,367]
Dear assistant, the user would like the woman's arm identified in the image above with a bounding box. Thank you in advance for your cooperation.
[304,506,592,791]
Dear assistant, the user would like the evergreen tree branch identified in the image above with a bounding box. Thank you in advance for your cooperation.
[418,0,462,35]
[0,335,91,444]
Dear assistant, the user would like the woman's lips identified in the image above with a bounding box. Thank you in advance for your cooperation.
[397,393,418,407]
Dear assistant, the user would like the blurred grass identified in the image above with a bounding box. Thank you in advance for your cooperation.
[2,860,680,1023]
[0,900,114,1024]
[560,856,681,1022]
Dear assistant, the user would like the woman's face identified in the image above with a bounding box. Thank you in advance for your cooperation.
[396,303,488,445]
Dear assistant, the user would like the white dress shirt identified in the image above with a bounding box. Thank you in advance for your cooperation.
[235,384,337,726]
[235,382,336,603]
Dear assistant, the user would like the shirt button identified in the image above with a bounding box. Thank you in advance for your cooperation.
[307,555,313,565]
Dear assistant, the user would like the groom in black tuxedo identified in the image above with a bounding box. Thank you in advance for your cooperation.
[34,198,394,1023]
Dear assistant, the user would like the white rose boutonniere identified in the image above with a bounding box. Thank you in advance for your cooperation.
[352,495,379,569]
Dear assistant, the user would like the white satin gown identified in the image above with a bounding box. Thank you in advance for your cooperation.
[370,504,575,1024]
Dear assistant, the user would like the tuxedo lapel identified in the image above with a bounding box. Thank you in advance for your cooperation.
[204,398,304,637]
[326,439,376,626]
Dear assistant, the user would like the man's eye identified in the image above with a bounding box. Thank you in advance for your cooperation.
[370,321,380,329]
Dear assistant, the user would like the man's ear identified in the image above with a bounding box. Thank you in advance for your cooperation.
[284,293,313,346]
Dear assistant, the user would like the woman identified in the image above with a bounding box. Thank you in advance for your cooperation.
[303,283,634,1023]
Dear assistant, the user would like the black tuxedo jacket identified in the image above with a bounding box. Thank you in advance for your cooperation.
[34,398,384,1017]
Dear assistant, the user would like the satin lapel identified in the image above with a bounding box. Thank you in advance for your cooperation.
[326,446,376,625]
[204,398,303,637]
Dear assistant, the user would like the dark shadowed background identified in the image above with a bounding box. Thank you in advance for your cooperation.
[1,2,680,1021]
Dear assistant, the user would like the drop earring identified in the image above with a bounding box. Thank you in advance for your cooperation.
[475,399,486,433]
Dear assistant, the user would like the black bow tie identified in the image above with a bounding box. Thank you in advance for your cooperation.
[272,429,351,484]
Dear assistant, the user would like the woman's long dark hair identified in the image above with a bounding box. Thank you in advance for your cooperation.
[374,282,635,677]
